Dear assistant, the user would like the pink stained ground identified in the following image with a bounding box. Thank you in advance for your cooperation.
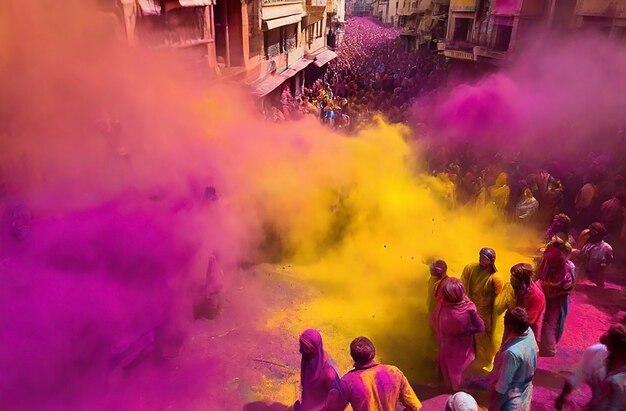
[131,262,625,410]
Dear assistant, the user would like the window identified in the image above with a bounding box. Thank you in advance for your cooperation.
[264,23,298,58]
[452,17,471,41]
[493,24,512,51]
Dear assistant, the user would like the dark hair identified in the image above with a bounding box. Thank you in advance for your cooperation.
[605,324,626,358]
[510,263,533,287]
[505,307,531,335]
[553,213,571,228]
[350,336,376,365]
[588,222,608,242]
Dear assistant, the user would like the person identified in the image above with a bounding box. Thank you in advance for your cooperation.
[445,392,479,411]
[295,329,340,411]
[537,237,575,357]
[575,178,597,227]
[515,189,539,222]
[325,336,422,411]
[594,324,626,410]
[427,259,451,315]
[579,222,613,288]
[461,248,506,371]
[489,307,538,411]
[555,324,617,410]
[546,213,575,244]
[489,172,510,212]
[599,191,625,242]
[433,279,485,390]
[507,263,545,344]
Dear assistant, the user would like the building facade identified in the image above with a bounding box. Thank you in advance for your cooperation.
[440,0,625,66]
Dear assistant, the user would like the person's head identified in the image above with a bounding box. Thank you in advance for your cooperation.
[430,259,447,279]
[588,222,608,243]
[523,188,534,199]
[445,392,478,411]
[299,329,323,357]
[479,247,497,273]
[504,307,531,336]
[552,213,571,230]
[495,172,507,186]
[350,336,376,366]
[550,235,573,256]
[442,278,466,304]
[602,324,626,371]
[510,263,533,297]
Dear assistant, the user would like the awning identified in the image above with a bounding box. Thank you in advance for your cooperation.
[312,49,338,67]
[304,5,327,25]
[281,58,314,78]
[250,58,314,96]
[138,0,215,15]
[250,74,289,97]
[263,14,303,31]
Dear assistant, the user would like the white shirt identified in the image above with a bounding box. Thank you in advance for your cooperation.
[568,343,608,399]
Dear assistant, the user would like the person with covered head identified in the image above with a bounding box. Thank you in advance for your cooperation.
[507,263,546,344]
[427,259,451,316]
[579,222,614,288]
[433,278,485,390]
[489,172,510,212]
[489,307,538,411]
[537,237,576,357]
[445,392,479,411]
[461,247,506,371]
[325,336,422,411]
[295,329,340,411]
[515,189,539,222]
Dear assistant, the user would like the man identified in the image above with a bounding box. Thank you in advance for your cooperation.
[595,324,626,410]
[600,192,625,242]
[538,237,575,357]
[427,259,451,315]
[461,248,506,371]
[325,336,422,411]
[489,308,538,411]
[555,327,613,410]
[507,263,546,344]
[579,222,613,288]
[575,177,597,228]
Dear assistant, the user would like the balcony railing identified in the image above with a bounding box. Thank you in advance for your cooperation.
[262,0,303,4]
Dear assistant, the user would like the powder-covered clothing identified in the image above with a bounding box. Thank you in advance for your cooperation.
[595,365,626,411]
[490,329,538,411]
[461,263,507,371]
[327,363,422,411]
[435,299,484,389]
[567,343,607,409]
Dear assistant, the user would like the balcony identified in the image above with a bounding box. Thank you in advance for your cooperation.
[262,0,303,4]
[576,0,618,16]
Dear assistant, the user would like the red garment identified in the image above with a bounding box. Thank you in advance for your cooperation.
[517,281,546,341]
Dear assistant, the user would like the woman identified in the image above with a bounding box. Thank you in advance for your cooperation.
[434,279,485,390]
[295,329,340,411]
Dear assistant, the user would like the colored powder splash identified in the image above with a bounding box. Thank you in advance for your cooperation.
[418,35,626,169]
[0,2,585,410]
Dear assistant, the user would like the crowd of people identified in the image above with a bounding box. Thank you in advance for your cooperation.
[264,18,446,130]
[288,156,626,410]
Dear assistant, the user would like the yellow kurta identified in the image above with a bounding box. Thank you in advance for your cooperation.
[461,263,507,371]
